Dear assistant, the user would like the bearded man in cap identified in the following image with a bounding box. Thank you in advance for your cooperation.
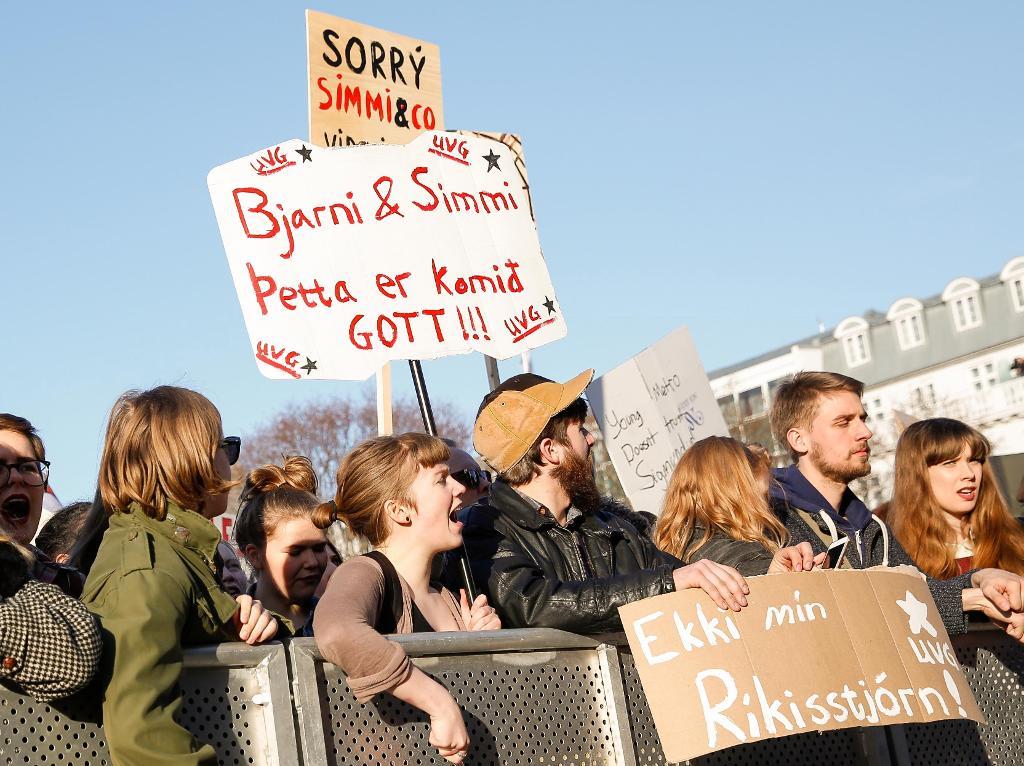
[447,369,751,633]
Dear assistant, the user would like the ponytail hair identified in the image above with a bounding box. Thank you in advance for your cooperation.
[234,455,320,552]
[314,433,449,547]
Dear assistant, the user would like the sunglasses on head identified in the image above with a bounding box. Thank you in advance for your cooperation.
[451,467,490,490]
[220,436,241,466]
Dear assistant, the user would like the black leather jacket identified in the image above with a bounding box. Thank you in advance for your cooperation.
[447,481,681,634]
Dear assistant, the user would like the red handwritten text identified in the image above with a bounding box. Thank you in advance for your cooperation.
[255,341,302,378]
[250,146,296,176]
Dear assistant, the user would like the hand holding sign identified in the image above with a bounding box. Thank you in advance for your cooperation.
[208,132,566,380]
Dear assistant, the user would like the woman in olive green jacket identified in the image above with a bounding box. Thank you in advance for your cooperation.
[82,386,279,766]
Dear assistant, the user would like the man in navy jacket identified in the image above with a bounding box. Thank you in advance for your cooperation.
[768,371,1024,639]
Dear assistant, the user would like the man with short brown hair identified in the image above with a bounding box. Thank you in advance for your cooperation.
[449,370,753,633]
[769,371,1024,638]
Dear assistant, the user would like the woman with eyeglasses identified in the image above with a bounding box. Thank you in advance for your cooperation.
[0,414,102,702]
[81,386,279,766]
[234,455,330,636]
[313,433,501,765]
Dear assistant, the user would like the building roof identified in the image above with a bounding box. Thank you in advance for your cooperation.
[709,264,1023,387]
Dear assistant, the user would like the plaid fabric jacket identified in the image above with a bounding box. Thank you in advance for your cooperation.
[0,579,102,701]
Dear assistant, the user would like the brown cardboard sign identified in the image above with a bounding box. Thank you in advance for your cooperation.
[307,10,444,148]
[619,568,984,762]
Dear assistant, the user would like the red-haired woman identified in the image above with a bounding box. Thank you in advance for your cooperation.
[890,418,1024,578]
[654,436,826,575]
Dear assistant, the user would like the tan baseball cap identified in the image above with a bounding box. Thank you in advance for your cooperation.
[473,369,595,473]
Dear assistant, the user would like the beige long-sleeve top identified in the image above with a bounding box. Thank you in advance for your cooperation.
[313,555,466,702]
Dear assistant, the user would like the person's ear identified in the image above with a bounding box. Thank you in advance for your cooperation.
[787,427,809,457]
[384,499,413,527]
[538,437,562,467]
[242,544,263,571]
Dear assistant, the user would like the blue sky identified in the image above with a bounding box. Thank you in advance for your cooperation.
[3,2,1022,501]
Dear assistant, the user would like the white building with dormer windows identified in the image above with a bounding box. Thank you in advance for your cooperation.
[709,255,1024,508]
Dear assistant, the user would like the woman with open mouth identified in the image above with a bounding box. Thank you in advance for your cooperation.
[890,418,1024,579]
[0,414,101,703]
[234,455,331,636]
[0,414,49,548]
[312,433,501,765]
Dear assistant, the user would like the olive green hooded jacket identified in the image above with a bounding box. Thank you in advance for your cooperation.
[82,502,240,766]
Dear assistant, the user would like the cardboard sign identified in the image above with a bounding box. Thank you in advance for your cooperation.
[207,132,565,381]
[587,327,729,516]
[307,10,444,147]
[619,569,984,762]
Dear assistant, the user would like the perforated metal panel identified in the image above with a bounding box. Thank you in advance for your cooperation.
[0,688,108,766]
[616,646,870,766]
[0,643,297,766]
[291,635,622,765]
[896,627,1024,765]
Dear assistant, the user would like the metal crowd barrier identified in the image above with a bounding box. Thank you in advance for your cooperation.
[1,624,1022,765]
[0,642,298,766]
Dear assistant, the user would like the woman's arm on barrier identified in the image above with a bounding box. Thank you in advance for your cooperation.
[314,556,418,700]
[389,667,470,764]
[0,580,101,701]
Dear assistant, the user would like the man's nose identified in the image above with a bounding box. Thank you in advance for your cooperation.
[585,431,595,447]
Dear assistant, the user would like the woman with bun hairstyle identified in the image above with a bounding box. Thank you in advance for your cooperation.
[890,418,1024,578]
[82,386,279,766]
[654,436,827,575]
[313,433,500,765]
[234,455,330,636]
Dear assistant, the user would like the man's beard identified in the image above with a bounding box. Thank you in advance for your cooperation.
[551,443,602,513]
[809,442,872,485]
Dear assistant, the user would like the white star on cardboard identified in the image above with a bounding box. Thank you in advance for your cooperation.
[897,591,938,637]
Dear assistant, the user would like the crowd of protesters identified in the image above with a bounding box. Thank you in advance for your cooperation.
[2,368,1024,764]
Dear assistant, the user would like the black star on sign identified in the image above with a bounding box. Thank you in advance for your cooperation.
[300,357,318,375]
[296,144,313,163]
[482,149,501,172]
[542,296,556,315]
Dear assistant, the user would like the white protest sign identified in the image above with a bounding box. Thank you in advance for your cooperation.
[207,132,565,380]
[587,327,728,515]
[620,569,984,762]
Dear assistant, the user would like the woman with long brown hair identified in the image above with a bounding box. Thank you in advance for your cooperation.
[890,418,1024,578]
[654,436,825,575]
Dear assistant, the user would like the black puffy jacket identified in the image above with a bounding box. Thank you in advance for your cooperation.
[447,481,681,634]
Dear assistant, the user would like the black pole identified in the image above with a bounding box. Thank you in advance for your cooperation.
[408,359,478,601]
[408,359,437,436]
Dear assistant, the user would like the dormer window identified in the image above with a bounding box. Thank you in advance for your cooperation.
[886,298,926,350]
[942,278,983,332]
[1000,256,1024,313]
[834,317,871,367]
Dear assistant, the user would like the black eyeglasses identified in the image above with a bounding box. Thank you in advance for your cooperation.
[220,437,241,466]
[0,459,50,488]
[451,468,490,490]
